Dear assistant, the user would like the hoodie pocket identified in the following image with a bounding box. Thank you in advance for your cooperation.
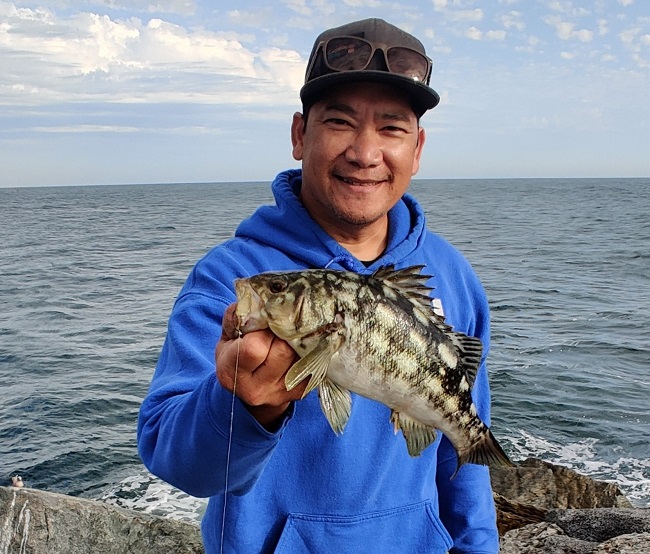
[273,500,452,554]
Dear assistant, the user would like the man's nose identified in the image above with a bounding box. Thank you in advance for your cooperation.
[344,129,382,167]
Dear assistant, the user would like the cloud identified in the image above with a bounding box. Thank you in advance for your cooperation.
[227,8,274,28]
[447,8,483,23]
[464,26,482,40]
[546,1,590,17]
[544,15,594,42]
[0,5,305,106]
[32,124,140,133]
[486,30,506,41]
[17,0,199,15]
[501,11,525,31]
[283,0,311,16]
[515,34,540,53]
[618,27,650,67]
[619,27,640,44]
[616,0,634,6]
[342,0,381,7]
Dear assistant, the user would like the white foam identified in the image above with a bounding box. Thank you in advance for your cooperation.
[98,470,206,524]
[97,429,649,524]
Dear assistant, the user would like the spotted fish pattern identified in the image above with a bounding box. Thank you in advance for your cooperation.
[234,265,514,472]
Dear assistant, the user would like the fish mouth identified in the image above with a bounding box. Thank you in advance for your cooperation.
[234,279,268,334]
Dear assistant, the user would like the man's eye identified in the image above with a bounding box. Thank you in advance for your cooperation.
[383,125,407,133]
[326,118,351,126]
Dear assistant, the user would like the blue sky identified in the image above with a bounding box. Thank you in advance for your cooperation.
[1,0,648,187]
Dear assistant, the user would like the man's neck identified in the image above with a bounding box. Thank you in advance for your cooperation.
[329,218,389,263]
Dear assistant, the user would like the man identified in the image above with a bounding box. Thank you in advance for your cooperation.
[138,18,500,553]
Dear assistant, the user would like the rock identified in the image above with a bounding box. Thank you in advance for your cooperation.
[1,457,646,553]
[590,532,650,553]
[499,522,598,554]
[500,509,650,554]
[548,508,650,542]
[494,493,547,535]
[0,486,203,554]
[491,457,633,535]
[522,458,632,510]
[491,458,632,511]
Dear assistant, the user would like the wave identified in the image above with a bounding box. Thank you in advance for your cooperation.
[96,428,650,526]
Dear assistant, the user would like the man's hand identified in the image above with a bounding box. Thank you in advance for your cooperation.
[216,303,308,430]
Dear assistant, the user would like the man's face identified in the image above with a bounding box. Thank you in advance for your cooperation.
[291,81,425,239]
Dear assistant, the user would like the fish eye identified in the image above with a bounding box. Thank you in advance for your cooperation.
[269,279,287,294]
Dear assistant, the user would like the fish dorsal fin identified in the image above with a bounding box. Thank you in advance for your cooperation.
[373,265,484,389]
[450,332,483,388]
[372,265,434,313]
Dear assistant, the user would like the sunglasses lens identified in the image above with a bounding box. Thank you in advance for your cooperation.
[325,38,373,71]
[387,47,430,82]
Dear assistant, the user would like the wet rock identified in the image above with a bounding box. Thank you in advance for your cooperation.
[491,457,633,535]
[0,485,203,554]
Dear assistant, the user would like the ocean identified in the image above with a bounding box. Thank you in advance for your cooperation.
[1,177,648,523]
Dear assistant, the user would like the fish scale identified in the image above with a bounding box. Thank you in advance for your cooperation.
[234,265,514,472]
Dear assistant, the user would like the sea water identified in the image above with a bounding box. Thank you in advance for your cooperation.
[1,177,648,523]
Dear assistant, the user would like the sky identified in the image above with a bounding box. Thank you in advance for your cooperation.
[1,0,649,187]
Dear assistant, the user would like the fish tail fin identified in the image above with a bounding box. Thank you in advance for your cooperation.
[453,428,515,479]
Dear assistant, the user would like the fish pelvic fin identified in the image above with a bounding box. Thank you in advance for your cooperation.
[390,410,439,457]
[453,428,515,478]
[318,378,352,434]
[285,331,344,398]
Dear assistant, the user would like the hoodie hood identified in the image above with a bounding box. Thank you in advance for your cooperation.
[235,169,428,272]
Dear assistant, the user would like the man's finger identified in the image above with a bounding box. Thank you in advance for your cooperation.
[221,303,238,340]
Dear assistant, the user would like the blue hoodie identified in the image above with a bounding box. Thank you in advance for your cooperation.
[137,169,499,553]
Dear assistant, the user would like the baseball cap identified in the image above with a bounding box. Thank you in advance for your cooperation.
[300,18,440,117]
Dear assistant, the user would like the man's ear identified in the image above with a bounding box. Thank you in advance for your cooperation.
[411,126,426,176]
[291,112,305,161]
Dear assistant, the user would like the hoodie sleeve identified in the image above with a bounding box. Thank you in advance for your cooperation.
[137,264,292,498]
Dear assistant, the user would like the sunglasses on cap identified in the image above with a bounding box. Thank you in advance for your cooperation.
[306,36,433,85]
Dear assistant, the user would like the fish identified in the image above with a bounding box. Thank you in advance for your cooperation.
[234,264,514,472]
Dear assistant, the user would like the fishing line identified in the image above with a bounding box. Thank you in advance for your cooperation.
[220,329,241,554]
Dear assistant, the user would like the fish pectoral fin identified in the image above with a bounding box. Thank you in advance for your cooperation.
[285,333,342,398]
[318,378,352,435]
[390,411,439,457]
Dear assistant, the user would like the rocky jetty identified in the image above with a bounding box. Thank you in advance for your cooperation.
[492,458,650,553]
[0,485,203,554]
[1,458,648,553]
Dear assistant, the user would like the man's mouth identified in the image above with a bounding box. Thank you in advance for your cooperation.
[337,176,385,186]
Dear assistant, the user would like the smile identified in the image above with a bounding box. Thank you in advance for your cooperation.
[337,176,386,186]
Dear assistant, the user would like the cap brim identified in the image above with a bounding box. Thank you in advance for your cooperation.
[300,71,440,116]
